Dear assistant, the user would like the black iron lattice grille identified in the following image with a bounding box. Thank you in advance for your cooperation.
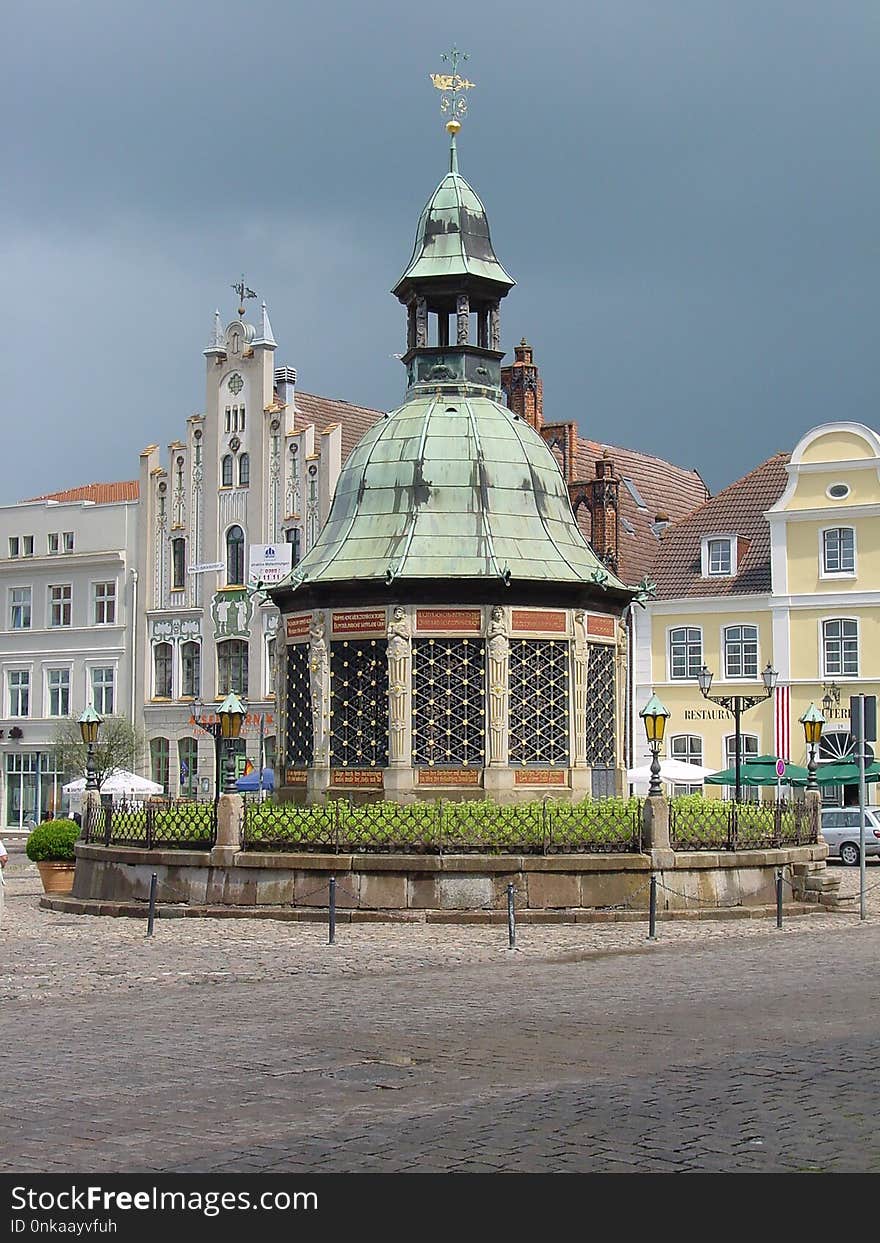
[585,642,616,767]
[508,639,570,766]
[285,643,314,769]
[411,637,486,767]
[329,639,389,768]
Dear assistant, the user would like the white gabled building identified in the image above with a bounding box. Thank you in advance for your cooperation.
[0,483,138,827]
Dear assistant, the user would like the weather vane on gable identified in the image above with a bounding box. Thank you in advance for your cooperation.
[232,275,257,318]
[430,46,475,134]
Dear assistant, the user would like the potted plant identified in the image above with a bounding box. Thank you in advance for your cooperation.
[26,819,80,894]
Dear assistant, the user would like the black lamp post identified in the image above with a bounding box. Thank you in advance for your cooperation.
[78,705,103,792]
[697,660,778,804]
[218,692,247,794]
[799,703,825,791]
[640,693,670,797]
[193,694,247,806]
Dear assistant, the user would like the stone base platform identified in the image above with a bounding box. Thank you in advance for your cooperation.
[63,841,836,923]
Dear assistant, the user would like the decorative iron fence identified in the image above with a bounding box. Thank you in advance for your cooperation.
[669,797,818,852]
[242,797,643,855]
[83,800,217,850]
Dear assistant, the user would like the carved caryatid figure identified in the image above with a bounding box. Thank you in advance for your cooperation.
[309,614,329,765]
[487,606,509,765]
[387,606,412,765]
[573,609,590,766]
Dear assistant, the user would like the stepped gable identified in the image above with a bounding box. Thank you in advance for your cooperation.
[650,452,791,599]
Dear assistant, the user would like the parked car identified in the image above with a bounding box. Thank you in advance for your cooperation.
[821,808,880,865]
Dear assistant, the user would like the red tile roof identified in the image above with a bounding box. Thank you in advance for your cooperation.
[293,392,384,460]
[25,480,140,505]
[650,452,790,599]
[573,439,708,585]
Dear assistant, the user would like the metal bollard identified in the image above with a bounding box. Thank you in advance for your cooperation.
[507,882,516,950]
[776,868,783,929]
[647,873,657,941]
[328,875,336,945]
[146,872,157,938]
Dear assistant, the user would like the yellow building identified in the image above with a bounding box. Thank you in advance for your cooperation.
[631,422,880,801]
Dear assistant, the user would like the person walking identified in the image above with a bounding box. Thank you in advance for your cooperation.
[0,838,7,931]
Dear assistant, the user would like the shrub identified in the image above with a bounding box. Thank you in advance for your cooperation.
[25,819,80,862]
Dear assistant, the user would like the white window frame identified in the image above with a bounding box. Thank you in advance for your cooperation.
[669,734,703,796]
[8,537,19,558]
[821,617,859,679]
[668,626,703,681]
[9,586,31,630]
[48,584,72,628]
[8,668,31,718]
[722,623,759,680]
[90,665,115,715]
[46,667,72,718]
[62,531,75,554]
[47,532,59,555]
[93,580,117,626]
[819,526,856,579]
[700,534,738,578]
[22,535,34,557]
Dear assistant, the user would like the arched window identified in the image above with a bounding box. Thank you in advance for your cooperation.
[669,734,703,796]
[238,453,250,487]
[150,738,170,793]
[178,737,198,798]
[181,641,200,698]
[226,525,245,585]
[221,455,233,487]
[217,639,248,695]
[153,643,173,698]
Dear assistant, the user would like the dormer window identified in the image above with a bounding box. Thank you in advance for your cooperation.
[701,535,737,577]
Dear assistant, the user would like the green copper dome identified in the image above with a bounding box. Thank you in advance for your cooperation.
[393,145,515,297]
[284,393,627,590]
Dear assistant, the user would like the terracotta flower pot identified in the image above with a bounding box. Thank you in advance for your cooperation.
[36,861,76,895]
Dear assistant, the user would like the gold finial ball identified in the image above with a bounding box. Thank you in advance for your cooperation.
[446,119,462,135]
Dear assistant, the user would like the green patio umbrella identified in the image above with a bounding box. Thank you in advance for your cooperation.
[813,760,880,786]
[705,754,810,787]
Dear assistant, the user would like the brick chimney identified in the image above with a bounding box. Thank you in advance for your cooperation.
[587,452,620,572]
[501,337,543,430]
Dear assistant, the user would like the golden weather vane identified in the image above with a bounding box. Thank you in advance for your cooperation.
[430,45,475,134]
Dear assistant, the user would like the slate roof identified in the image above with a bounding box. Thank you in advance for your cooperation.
[650,452,791,599]
[24,480,140,504]
[573,439,708,586]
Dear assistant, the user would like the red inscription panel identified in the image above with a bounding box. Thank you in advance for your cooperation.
[286,613,311,639]
[514,769,566,785]
[417,769,481,786]
[511,609,566,633]
[332,610,386,634]
[285,769,308,786]
[415,608,482,632]
[330,769,384,787]
[587,614,616,638]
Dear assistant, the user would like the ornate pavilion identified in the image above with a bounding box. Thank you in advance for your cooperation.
[270,89,638,803]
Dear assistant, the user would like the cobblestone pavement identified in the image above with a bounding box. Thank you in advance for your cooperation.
[2,850,879,1173]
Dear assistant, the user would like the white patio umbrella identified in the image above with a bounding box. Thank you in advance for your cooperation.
[63,769,164,798]
[626,759,715,785]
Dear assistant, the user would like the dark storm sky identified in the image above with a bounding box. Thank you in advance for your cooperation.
[3,0,876,499]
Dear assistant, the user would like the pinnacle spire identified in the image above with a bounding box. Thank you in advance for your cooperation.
[204,309,226,357]
[255,300,277,348]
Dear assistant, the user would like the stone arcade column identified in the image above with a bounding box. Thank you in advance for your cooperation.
[384,606,415,799]
[307,610,331,802]
[483,606,513,799]
[570,609,591,799]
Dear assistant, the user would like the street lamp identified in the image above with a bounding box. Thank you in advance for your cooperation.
[799,703,825,791]
[218,692,247,794]
[697,660,778,804]
[821,682,840,717]
[193,694,248,806]
[640,693,670,798]
[78,705,103,791]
